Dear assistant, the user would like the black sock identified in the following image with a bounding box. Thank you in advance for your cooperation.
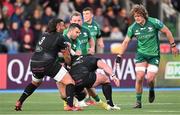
[66,84,75,107]
[75,91,86,101]
[102,83,114,106]
[19,83,38,104]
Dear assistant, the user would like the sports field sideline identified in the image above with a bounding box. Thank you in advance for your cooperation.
[0,88,180,115]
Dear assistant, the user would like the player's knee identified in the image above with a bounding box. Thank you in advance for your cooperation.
[97,74,110,84]
[147,78,154,84]
[32,80,42,87]
[104,77,110,83]
[147,65,159,73]
[136,78,143,83]
[63,76,75,85]
[146,76,155,83]
[136,73,145,83]
[136,74,144,83]
[32,76,42,86]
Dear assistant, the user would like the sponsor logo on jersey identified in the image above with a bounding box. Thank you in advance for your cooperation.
[148,27,153,32]
[140,27,146,30]
[135,29,140,35]
[83,32,88,37]
[39,37,46,45]
[94,26,98,30]
[155,59,159,64]
[88,25,92,28]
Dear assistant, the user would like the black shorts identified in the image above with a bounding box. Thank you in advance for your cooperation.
[75,72,96,93]
[30,60,62,80]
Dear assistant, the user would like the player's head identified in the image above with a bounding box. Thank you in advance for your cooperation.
[67,23,81,40]
[70,11,83,26]
[47,18,65,33]
[82,7,93,22]
[130,4,148,24]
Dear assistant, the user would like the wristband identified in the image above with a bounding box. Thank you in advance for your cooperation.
[110,74,116,79]
[171,42,176,48]
[116,55,122,63]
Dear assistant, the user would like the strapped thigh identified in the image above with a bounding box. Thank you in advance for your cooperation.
[147,65,159,73]
[135,66,146,72]
[54,66,67,82]
[32,74,43,82]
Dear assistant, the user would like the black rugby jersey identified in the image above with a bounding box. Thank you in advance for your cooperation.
[31,32,67,62]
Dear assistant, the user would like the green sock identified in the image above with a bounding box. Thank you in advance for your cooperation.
[136,93,142,103]
[92,95,100,102]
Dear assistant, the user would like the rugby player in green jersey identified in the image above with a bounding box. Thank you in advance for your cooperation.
[116,4,179,108]
[63,11,95,55]
[63,25,81,55]
[82,7,104,53]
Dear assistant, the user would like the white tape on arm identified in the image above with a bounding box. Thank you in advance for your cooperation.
[70,49,76,56]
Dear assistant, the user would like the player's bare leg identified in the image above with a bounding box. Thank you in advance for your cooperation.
[133,62,147,108]
[56,82,68,107]
[146,64,158,103]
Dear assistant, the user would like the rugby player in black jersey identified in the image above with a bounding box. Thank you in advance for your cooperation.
[15,19,82,111]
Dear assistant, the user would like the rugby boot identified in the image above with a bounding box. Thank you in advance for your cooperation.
[76,100,88,107]
[133,102,142,108]
[15,101,22,111]
[85,98,96,106]
[109,105,121,110]
[63,100,67,107]
[97,100,110,110]
[64,105,82,111]
[149,89,155,103]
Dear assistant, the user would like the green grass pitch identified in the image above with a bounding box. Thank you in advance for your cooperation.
[0,90,180,115]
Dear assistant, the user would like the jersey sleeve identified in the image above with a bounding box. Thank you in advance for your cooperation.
[149,17,164,30]
[63,29,68,36]
[58,34,68,49]
[86,27,92,40]
[127,25,134,39]
[96,23,102,39]
[76,39,82,51]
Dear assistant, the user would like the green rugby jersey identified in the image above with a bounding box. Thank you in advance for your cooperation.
[56,32,81,63]
[127,17,164,56]
[64,26,92,54]
[82,20,101,43]
[63,33,81,52]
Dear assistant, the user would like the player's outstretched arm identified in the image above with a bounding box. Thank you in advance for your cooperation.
[116,36,131,63]
[97,60,120,87]
[160,25,179,56]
